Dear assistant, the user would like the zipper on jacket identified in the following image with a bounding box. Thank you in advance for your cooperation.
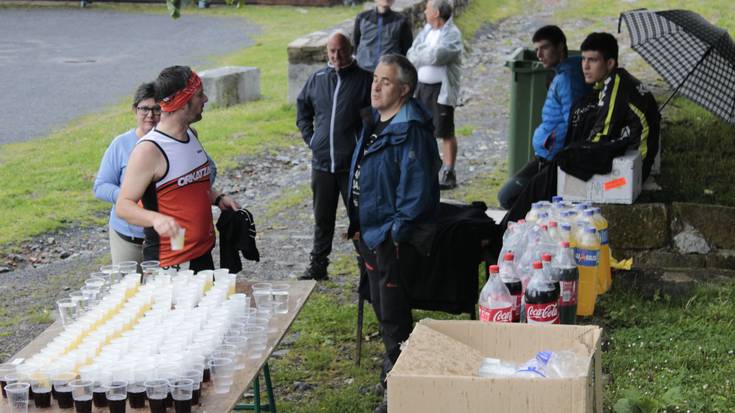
[329,71,342,173]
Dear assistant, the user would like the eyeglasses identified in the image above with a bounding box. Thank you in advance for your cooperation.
[137,106,162,115]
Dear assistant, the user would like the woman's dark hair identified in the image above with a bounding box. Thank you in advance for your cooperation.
[532,25,568,57]
[132,82,155,108]
[153,65,192,102]
[580,32,619,61]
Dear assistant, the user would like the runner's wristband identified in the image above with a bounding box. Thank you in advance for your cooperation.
[213,194,226,207]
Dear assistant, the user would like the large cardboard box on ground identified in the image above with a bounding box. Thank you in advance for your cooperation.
[557,150,642,204]
[388,320,603,413]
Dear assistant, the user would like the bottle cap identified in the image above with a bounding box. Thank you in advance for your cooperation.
[549,220,558,228]
[489,265,499,273]
[583,209,595,216]
[538,212,548,218]
[503,253,514,261]
[540,225,548,231]
[561,241,570,248]
[532,261,543,269]
[541,253,552,262]
[584,227,597,233]
[551,196,563,203]
[560,223,571,230]
[517,219,526,224]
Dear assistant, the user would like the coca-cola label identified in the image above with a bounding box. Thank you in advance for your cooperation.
[574,248,599,267]
[599,228,609,245]
[510,294,522,321]
[559,280,577,305]
[526,302,559,324]
[479,305,513,323]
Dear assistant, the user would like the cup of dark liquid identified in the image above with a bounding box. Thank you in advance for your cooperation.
[182,368,204,405]
[29,372,52,409]
[170,379,194,413]
[0,364,17,399]
[144,379,169,413]
[52,372,76,409]
[69,379,94,413]
[106,381,128,413]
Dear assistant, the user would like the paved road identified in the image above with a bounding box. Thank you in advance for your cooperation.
[0,8,258,144]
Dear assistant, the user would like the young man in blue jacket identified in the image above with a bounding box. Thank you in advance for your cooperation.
[348,54,441,413]
[497,25,590,209]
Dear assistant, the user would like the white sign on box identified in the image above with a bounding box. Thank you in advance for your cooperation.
[557,150,642,204]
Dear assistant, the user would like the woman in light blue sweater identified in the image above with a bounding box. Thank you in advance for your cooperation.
[93,83,160,264]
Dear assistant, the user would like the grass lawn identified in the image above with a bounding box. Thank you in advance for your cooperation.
[0,2,359,247]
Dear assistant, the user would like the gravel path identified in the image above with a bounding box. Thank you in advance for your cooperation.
[0,5,602,360]
[0,8,258,144]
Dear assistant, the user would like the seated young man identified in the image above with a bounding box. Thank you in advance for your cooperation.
[497,25,590,210]
[501,32,660,226]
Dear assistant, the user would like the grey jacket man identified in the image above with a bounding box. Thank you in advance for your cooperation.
[407,17,463,107]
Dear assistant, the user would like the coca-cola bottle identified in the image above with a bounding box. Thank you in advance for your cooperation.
[552,241,579,325]
[525,261,560,324]
[500,253,523,322]
[478,265,513,323]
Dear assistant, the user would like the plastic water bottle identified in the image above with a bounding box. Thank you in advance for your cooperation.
[525,202,542,223]
[478,265,513,323]
[575,227,600,317]
[552,241,578,325]
[500,254,523,322]
[525,261,560,324]
[547,220,561,243]
[558,222,573,245]
[591,207,612,293]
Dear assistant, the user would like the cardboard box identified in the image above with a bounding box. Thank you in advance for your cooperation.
[557,150,642,204]
[388,320,603,413]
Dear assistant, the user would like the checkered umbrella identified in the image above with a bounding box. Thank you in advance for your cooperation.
[619,9,735,124]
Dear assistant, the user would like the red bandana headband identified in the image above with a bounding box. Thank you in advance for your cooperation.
[160,71,202,113]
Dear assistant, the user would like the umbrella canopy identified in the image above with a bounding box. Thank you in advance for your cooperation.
[619,9,735,123]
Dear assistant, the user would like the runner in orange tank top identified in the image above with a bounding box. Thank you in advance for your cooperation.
[116,66,240,270]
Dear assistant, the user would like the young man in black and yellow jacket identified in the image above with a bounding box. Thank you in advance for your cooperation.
[501,32,661,226]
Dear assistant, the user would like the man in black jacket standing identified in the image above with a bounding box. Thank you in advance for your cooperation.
[354,0,413,73]
[296,31,373,280]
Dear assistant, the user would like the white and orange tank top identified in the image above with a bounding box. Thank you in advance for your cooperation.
[139,128,215,267]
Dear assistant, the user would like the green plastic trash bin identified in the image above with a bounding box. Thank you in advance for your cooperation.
[504,47,551,177]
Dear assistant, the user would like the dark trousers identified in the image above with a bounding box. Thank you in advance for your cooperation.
[500,160,558,228]
[311,169,350,260]
[358,236,414,387]
[497,157,545,210]
[162,250,214,272]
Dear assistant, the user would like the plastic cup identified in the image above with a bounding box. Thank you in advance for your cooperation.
[170,228,186,251]
[106,381,127,413]
[271,283,290,314]
[52,371,76,409]
[118,261,138,275]
[29,372,51,408]
[69,379,94,413]
[170,378,193,413]
[5,382,30,413]
[100,264,121,284]
[144,379,168,413]
[0,363,17,398]
[208,358,234,394]
[251,283,273,309]
[140,261,160,285]
[57,298,77,326]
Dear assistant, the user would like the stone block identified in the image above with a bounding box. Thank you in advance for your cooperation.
[705,250,735,270]
[199,66,260,108]
[626,249,706,269]
[600,203,669,250]
[671,203,735,249]
[288,62,326,104]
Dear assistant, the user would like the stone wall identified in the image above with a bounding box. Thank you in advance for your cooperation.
[287,0,469,103]
[602,202,735,271]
